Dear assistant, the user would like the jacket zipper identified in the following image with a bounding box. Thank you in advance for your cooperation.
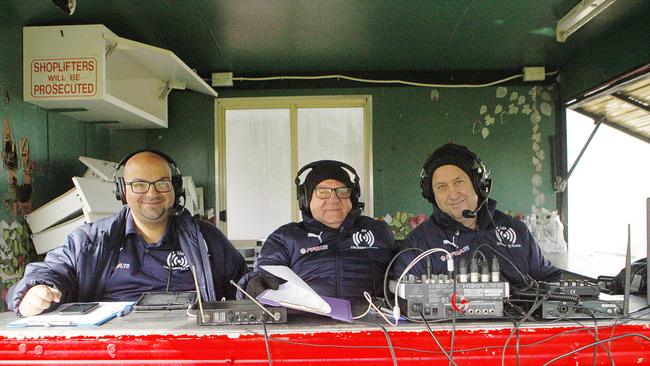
[335,228,343,298]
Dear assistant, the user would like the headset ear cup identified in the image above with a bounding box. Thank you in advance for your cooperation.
[113,179,121,202]
[296,183,309,214]
[479,178,492,199]
[171,175,184,209]
[472,158,491,200]
[114,177,127,204]
[420,174,434,203]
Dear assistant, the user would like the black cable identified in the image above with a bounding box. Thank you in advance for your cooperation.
[365,241,378,297]
[541,333,650,366]
[472,243,536,289]
[165,218,179,293]
[165,265,172,293]
[501,293,550,366]
[420,311,458,366]
[376,323,398,366]
[553,316,616,365]
[261,320,273,366]
[586,312,614,366]
[607,313,620,366]
[230,297,650,363]
[236,316,650,361]
[484,208,538,288]
[513,289,579,303]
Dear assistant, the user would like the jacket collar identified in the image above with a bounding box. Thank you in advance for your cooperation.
[430,198,498,232]
[302,208,361,234]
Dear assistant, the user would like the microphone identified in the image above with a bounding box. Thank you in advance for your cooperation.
[171,196,186,217]
[462,209,477,218]
[462,197,488,218]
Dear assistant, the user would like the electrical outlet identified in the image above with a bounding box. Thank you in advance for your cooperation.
[523,67,546,82]
[212,72,233,87]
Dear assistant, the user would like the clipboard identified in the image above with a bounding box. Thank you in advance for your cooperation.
[256,265,352,322]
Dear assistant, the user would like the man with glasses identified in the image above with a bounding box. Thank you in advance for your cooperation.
[239,160,397,305]
[9,150,247,316]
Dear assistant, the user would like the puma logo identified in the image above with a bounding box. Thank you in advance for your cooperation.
[442,239,458,249]
[308,231,323,244]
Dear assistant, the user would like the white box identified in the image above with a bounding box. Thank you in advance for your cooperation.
[25,188,83,234]
[23,25,217,129]
[72,176,123,216]
[31,216,88,254]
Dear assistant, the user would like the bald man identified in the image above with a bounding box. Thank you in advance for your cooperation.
[9,150,247,317]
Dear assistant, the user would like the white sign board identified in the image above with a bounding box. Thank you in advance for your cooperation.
[29,57,98,98]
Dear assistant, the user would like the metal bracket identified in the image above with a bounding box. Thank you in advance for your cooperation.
[159,80,187,99]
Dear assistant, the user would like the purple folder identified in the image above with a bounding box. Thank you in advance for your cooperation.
[257,291,353,322]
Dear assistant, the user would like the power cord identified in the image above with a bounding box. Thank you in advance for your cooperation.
[261,320,273,366]
[420,311,458,366]
[501,292,550,366]
[541,333,650,366]
[232,71,559,89]
[376,323,398,366]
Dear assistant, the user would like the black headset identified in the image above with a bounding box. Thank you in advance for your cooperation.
[295,160,364,215]
[419,144,492,204]
[113,149,185,212]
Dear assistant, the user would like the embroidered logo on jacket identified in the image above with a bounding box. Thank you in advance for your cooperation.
[307,231,323,244]
[115,262,130,269]
[495,226,521,247]
[165,250,190,270]
[351,229,375,249]
[300,244,329,255]
[442,239,458,249]
[440,245,470,261]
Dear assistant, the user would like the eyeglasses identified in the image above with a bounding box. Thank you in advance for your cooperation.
[314,187,352,199]
[125,179,173,194]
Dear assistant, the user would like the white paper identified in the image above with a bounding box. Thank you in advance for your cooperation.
[259,265,331,313]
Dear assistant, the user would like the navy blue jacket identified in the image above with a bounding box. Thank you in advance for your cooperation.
[9,206,248,315]
[240,210,397,302]
[394,199,561,285]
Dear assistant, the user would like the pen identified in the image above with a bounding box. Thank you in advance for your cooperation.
[117,304,134,317]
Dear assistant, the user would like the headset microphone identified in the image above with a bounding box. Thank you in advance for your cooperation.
[171,196,186,217]
[462,196,488,219]
[462,209,477,219]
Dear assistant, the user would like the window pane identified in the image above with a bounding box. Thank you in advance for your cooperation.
[225,109,292,240]
[297,107,367,209]
[567,109,650,260]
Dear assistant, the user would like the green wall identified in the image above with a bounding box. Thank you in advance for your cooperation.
[0,17,111,310]
[0,20,111,223]
[111,84,558,219]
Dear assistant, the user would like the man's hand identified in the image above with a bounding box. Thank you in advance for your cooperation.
[18,285,62,317]
[245,273,286,298]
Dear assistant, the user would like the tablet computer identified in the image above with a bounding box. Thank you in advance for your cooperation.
[134,291,197,311]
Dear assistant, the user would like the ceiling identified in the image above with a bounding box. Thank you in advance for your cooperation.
[568,65,650,143]
[4,1,650,141]
[4,0,649,78]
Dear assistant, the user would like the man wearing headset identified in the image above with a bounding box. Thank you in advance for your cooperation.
[394,143,561,285]
[9,150,247,316]
[239,160,397,304]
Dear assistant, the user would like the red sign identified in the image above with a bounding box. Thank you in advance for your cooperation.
[30,57,98,98]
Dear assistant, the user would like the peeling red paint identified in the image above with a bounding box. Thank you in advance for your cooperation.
[0,324,648,365]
